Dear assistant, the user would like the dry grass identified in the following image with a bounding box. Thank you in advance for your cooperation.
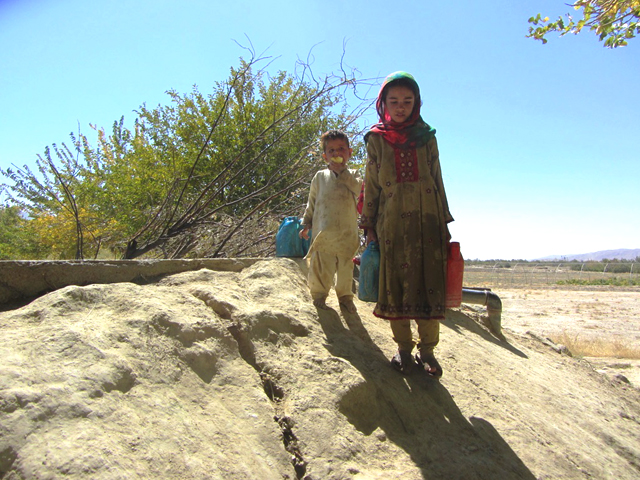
[548,331,640,359]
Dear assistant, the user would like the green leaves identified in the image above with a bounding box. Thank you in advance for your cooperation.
[527,1,640,48]
[1,52,368,260]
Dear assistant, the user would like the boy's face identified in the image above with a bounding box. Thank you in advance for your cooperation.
[322,138,352,164]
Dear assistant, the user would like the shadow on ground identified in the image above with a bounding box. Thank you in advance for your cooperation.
[315,305,536,480]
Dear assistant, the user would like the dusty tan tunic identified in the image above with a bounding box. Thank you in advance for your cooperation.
[302,168,362,260]
[360,134,453,320]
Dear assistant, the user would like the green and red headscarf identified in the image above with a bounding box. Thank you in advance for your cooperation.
[366,71,436,149]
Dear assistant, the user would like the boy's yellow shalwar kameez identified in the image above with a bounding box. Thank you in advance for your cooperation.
[302,168,362,302]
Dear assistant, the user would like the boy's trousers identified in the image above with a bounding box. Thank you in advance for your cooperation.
[307,251,354,301]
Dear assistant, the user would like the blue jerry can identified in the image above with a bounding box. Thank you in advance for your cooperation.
[358,241,380,302]
[275,217,311,257]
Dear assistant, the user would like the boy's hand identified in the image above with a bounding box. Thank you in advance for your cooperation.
[299,226,310,240]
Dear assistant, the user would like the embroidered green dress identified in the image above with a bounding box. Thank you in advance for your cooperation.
[360,133,453,321]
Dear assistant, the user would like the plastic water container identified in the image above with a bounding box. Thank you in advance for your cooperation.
[445,241,464,308]
[275,217,310,257]
[358,241,380,302]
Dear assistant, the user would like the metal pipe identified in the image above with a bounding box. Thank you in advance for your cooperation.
[461,287,503,339]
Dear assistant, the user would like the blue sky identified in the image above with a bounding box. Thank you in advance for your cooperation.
[1,0,638,260]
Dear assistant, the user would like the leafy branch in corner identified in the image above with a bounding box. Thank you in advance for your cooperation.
[528,0,640,48]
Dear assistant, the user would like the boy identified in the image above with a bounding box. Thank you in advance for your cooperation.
[299,130,362,313]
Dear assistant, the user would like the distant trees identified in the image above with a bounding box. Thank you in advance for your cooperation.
[567,258,640,273]
[0,206,21,259]
[528,0,640,47]
[0,206,35,259]
[1,52,369,260]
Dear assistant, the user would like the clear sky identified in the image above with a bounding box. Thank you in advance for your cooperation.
[1,0,638,260]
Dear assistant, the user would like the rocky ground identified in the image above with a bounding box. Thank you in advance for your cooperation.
[1,258,639,479]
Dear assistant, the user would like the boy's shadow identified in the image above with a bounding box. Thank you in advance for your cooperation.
[314,304,536,479]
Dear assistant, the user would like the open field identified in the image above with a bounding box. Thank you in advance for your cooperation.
[475,285,640,387]
[464,262,640,288]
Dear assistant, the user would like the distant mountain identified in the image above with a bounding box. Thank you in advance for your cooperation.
[537,248,640,261]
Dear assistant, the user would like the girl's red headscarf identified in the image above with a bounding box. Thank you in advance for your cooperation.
[366,71,435,149]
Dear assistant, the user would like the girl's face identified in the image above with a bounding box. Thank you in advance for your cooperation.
[384,85,415,123]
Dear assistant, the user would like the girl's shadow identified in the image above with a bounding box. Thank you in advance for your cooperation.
[314,305,536,479]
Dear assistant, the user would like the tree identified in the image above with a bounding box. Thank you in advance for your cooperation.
[0,205,49,259]
[1,142,93,259]
[0,206,26,259]
[1,49,370,260]
[113,54,368,259]
[528,1,640,48]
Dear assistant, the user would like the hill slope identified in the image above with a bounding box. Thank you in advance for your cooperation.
[1,259,639,479]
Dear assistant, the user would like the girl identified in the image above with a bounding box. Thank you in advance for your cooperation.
[360,72,454,377]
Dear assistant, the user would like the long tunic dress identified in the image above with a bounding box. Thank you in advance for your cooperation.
[360,133,453,320]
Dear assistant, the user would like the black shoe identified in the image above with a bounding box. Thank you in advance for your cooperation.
[415,351,443,378]
[391,350,415,375]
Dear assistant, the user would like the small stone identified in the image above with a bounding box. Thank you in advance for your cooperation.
[614,374,630,384]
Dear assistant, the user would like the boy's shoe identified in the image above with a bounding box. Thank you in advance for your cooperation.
[390,350,415,375]
[415,351,443,378]
[338,297,357,313]
[313,297,330,310]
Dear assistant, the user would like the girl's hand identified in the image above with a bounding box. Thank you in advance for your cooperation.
[299,226,310,240]
[366,229,378,245]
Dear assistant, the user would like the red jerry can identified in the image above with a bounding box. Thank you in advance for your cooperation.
[446,241,464,308]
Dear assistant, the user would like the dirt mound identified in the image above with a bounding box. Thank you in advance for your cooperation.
[1,258,639,479]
